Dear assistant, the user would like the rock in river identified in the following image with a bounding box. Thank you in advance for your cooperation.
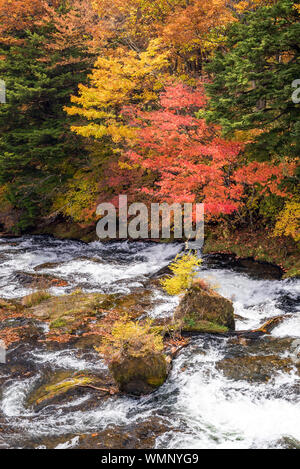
[111,353,168,396]
[26,370,112,411]
[216,355,298,383]
[174,283,235,333]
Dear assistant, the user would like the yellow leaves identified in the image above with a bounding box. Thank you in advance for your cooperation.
[96,317,164,364]
[52,171,99,224]
[273,200,300,242]
[232,128,263,143]
[0,184,13,213]
[108,124,138,143]
[92,0,181,41]
[70,122,137,143]
[118,161,139,171]
[139,38,168,66]
[160,0,235,57]
[83,1,273,81]
[235,1,252,12]
[65,40,169,143]
[161,252,202,296]
[293,3,300,15]
[235,0,274,13]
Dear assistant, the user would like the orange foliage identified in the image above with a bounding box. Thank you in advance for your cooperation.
[0,0,58,44]
[39,0,101,65]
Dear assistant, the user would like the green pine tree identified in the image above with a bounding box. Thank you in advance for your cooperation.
[0,6,94,232]
[205,0,300,162]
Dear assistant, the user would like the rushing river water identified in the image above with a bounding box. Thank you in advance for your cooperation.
[0,236,299,449]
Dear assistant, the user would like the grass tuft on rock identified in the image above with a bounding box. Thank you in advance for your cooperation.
[22,290,52,308]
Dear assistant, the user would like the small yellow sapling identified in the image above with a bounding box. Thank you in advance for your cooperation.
[160,252,202,296]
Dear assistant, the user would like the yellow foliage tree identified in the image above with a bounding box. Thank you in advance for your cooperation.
[66,1,274,148]
[161,252,202,296]
[273,200,300,242]
[96,318,164,365]
[52,170,99,224]
[65,40,169,144]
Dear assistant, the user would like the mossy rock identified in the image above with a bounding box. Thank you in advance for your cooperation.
[100,290,153,318]
[50,318,69,329]
[278,437,300,449]
[216,355,298,383]
[26,370,97,409]
[0,297,24,315]
[174,284,235,333]
[28,292,107,322]
[182,319,229,334]
[0,298,20,310]
[110,354,168,396]
[28,290,156,339]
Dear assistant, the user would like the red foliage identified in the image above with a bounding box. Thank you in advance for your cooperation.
[234,161,296,198]
[117,83,294,217]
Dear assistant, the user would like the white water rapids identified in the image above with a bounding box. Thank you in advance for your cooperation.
[0,236,299,449]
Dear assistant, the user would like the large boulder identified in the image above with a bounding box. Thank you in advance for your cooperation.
[174,284,235,333]
[110,354,168,396]
[216,355,297,383]
[26,370,111,411]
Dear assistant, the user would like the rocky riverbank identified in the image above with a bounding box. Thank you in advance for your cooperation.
[1,218,298,278]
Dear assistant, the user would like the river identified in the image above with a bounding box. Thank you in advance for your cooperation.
[0,236,299,449]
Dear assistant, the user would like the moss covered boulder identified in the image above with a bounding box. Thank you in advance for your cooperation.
[98,319,169,396]
[174,284,235,333]
[28,291,106,321]
[110,354,168,396]
[26,370,107,410]
[216,355,297,383]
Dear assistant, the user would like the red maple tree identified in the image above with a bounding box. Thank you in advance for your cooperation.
[115,82,295,218]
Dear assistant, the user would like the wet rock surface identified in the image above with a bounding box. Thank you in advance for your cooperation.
[216,355,296,383]
[76,418,175,449]
[217,335,300,383]
[14,271,68,289]
[204,254,283,280]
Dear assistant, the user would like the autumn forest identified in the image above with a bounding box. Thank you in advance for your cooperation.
[0,0,299,273]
